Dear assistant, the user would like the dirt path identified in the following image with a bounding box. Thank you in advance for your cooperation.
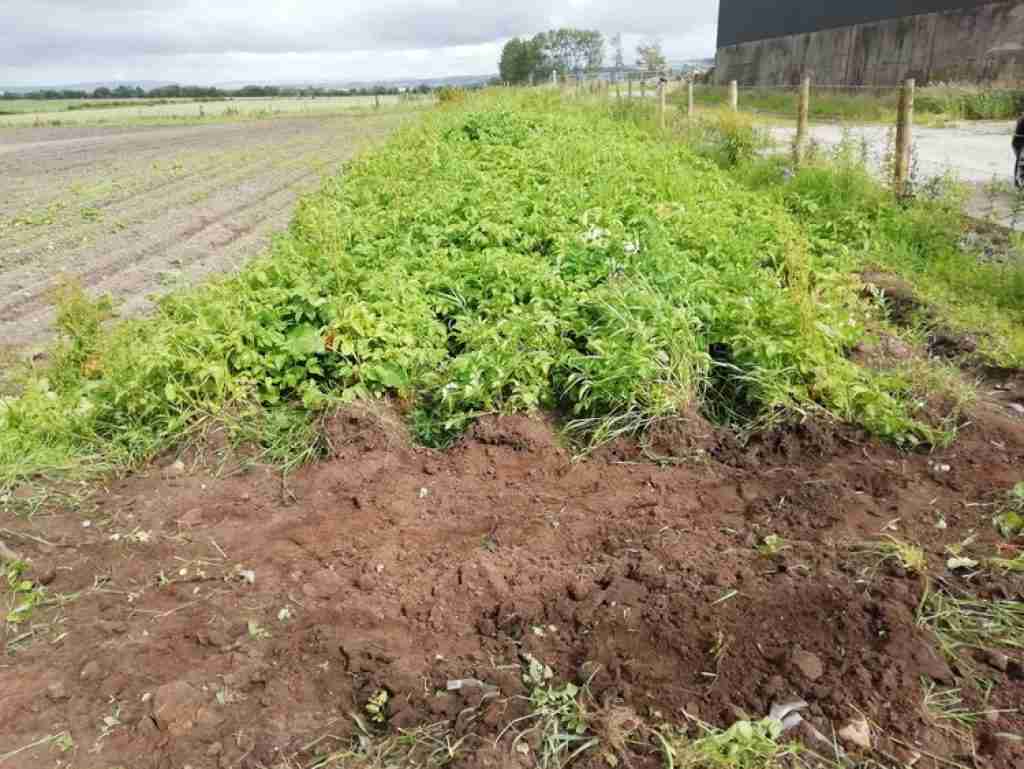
[0,113,406,353]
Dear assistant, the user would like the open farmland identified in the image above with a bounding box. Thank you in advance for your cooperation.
[0,95,418,128]
[0,109,413,354]
[1,93,1023,769]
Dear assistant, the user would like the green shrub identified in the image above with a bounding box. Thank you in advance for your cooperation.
[1,93,948,486]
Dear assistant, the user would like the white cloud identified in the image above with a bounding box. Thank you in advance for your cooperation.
[0,0,718,86]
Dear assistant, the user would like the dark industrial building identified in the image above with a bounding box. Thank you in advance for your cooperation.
[715,0,1024,85]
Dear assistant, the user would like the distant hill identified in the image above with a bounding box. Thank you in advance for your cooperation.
[1,74,494,94]
[0,81,176,94]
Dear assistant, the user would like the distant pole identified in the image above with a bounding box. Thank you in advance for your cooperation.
[687,80,695,118]
[628,77,633,100]
[641,78,647,100]
[729,80,738,111]
[794,76,811,165]
[894,78,916,196]
[552,70,558,88]
[374,93,380,109]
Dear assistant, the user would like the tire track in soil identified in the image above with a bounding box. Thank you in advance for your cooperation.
[1,122,343,258]
[0,113,404,351]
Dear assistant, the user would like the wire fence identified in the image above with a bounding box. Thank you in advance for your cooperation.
[689,82,1024,124]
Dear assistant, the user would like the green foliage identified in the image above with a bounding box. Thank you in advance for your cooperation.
[687,110,769,168]
[994,482,1024,540]
[664,718,800,768]
[499,35,550,85]
[727,136,1024,367]
[3,560,47,625]
[635,40,668,72]
[498,28,604,84]
[515,655,598,768]
[1,93,948,487]
[435,87,466,105]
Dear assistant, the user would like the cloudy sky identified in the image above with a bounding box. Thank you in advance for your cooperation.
[0,1,718,87]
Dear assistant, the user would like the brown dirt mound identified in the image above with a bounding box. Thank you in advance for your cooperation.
[1,409,1023,769]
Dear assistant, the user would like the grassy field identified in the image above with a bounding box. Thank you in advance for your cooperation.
[0,95,426,128]
[686,83,1024,124]
[3,90,1022,488]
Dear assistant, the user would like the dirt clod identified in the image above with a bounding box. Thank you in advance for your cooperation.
[838,716,872,750]
[80,660,101,681]
[153,681,206,736]
[45,681,69,702]
[790,649,824,681]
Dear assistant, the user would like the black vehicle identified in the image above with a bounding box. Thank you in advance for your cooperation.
[1015,116,1024,189]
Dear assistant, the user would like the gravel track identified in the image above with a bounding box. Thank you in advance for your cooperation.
[0,112,406,352]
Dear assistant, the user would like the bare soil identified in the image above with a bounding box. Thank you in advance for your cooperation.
[0,113,406,353]
[1,392,1023,768]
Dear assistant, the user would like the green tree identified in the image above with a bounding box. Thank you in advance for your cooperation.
[499,34,550,85]
[635,39,667,73]
[543,28,605,75]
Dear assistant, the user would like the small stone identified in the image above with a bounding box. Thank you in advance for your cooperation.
[356,573,375,592]
[791,649,824,681]
[46,681,69,702]
[170,460,186,475]
[80,660,102,681]
[838,717,872,750]
[567,581,592,601]
[1008,658,1023,680]
[761,674,786,699]
[1010,403,1024,416]
[980,649,1009,672]
[301,569,343,599]
[35,566,57,586]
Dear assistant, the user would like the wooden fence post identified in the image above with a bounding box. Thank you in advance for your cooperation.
[658,80,667,131]
[628,78,633,100]
[894,78,916,196]
[641,79,647,100]
[687,81,695,119]
[794,76,811,165]
[729,80,738,111]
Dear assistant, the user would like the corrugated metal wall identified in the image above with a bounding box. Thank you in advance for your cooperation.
[715,0,1024,85]
[718,0,993,47]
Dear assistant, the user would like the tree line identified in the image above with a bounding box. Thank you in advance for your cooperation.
[1,83,435,101]
[499,29,669,85]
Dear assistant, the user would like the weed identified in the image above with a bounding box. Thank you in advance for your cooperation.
[993,482,1024,540]
[660,717,802,769]
[0,732,75,763]
[859,537,927,574]
[498,656,599,768]
[756,534,788,557]
[2,559,47,625]
[365,689,390,725]
[918,588,1024,672]
[922,680,1006,734]
[304,716,468,768]
[247,619,270,640]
